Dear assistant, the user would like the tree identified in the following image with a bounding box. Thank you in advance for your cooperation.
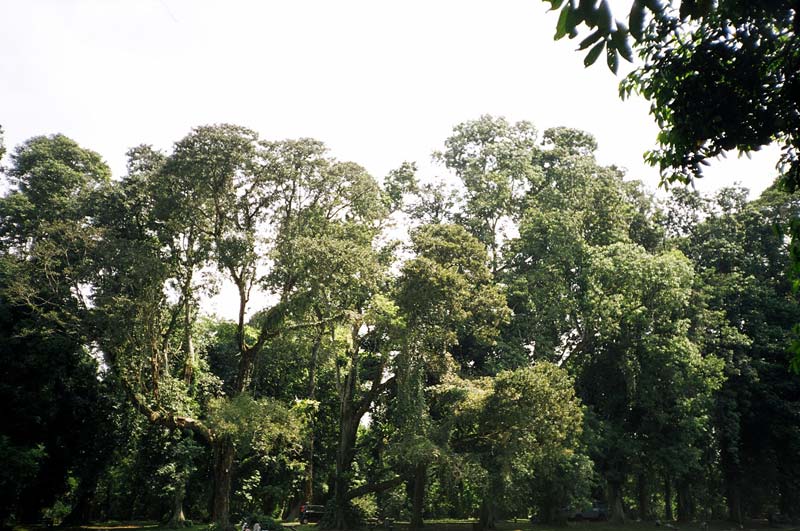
[436,115,541,275]
[502,126,661,365]
[393,223,510,528]
[674,185,800,521]
[0,135,114,526]
[0,274,114,526]
[432,364,583,530]
[545,0,800,368]
[91,127,392,530]
[545,0,798,186]
[573,243,723,523]
[0,134,110,333]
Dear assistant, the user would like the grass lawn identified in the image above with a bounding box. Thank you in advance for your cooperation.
[283,519,796,531]
[14,518,796,531]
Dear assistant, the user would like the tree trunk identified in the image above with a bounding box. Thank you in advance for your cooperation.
[676,480,692,523]
[719,419,742,524]
[332,336,363,531]
[182,283,195,384]
[332,409,359,529]
[411,463,427,530]
[726,480,742,524]
[664,474,673,522]
[608,479,626,524]
[779,474,799,520]
[479,474,501,530]
[167,484,187,528]
[212,437,235,531]
[329,325,393,530]
[479,497,496,530]
[637,472,650,520]
[539,482,567,526]
[304,330,322,504]
[62,487,94,526]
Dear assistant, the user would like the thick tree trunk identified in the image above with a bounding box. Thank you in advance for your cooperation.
[664,474,673,521]
[411,463,427,530]
[332,335,363,531]
[479,475,502,530]
[726,481,742,524]
[608,480,626,524]
[330,326,393,530]
[676,480,693,523]
[304,432,315,500]
[167,485,187,528]
[778,474,800,520]
[479,498,496,530]
[538,482,567,526]
[719,417,742,524]
[332,409,359,529]
[212,437,235,531]
[62,487,94,526]
[637,472,650,520]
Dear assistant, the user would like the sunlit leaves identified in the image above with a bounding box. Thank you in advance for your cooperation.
[207,394,301,457]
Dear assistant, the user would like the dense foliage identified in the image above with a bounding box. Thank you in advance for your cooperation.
[1,117,799,530]
[546,0,799,187]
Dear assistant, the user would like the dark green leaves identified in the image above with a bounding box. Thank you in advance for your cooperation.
[550,0,635,73]
[606,42,620,73]
[584,40,606,67]
[578,29,603,50]
[629,0,646,40]
[555,6,571,40]
[597,0,613,32]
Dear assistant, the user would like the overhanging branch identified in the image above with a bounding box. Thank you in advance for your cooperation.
[121,377,214,444]
[346,475,407,500]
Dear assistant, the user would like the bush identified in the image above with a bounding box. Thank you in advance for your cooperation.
[351,495,377,520]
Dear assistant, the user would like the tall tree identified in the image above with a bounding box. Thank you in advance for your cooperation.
[675,185,800,521]
[93,127,391,530]
[437,115,541,275]
[0,135,114,526]
[393,223,510,528]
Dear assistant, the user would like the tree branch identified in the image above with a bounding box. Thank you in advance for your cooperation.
[346,475,407,500]
[121,377,214,444]
[355,374,396,421]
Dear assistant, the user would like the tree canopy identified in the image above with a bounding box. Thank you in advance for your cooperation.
[546,0,798,187]
[2,117,799,530]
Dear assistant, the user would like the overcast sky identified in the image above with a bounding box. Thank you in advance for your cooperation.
[1,0,782,198]
[0,0,786,319]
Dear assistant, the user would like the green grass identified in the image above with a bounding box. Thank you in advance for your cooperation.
[86,524,206,531]
[14,518,795,531]
[346,519,793,531]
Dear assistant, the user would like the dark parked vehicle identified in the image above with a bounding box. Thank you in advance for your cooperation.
[300,503,325,524]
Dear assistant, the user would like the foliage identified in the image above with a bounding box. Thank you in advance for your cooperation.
[547,0,798,187]
[206,395,301,457]
[3,118,800,528]
[0,137,115,526]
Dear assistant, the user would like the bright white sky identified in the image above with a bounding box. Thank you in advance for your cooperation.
[1,0,781,195]
[0,0,783,317]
